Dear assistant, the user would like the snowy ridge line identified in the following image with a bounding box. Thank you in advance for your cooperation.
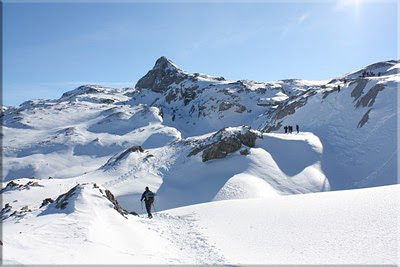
[5,183,396,264]
[1,57,399,264]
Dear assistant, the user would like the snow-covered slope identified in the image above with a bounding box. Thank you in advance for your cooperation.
[2,57,397,192]
[261,65,398,189]
[2,57,398,208]
[2,57,398,264]
[2,182,398,264]
[70,127,328,212]
[2,93,180,181]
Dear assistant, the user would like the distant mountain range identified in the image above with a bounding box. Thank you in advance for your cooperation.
[2,57,398,264]
[2,57,397,192]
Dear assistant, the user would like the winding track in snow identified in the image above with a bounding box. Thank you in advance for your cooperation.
[140,212,226,264]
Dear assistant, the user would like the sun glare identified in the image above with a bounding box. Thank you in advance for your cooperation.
[337,0,363,20]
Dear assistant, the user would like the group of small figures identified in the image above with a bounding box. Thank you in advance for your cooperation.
[284,125,299,134]
[360,70,381,78]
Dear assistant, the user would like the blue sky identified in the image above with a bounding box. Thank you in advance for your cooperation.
[3,1,398,106]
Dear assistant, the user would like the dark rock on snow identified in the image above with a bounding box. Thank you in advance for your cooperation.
[40,198,55,208]
[202,137,242,162]
[55,184,80,209]
[188,126,259,162]
[240,149,250,155]
[104,189,129,218]
[135,56,188,93]
[1,180,44,193]
[114,146,144,162]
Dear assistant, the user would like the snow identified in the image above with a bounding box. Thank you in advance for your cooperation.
[268,75,398,189]
[173,184,399,264]
[2,182,398,264]
[2,58,399,264]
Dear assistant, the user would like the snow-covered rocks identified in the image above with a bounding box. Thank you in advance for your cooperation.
[40,183,132,218]
[1,57,399,264]
[136,56,190,93]
[2,182,398,264]
[188,126,260,162]
[1,180,44,193]
[2,57,398,195]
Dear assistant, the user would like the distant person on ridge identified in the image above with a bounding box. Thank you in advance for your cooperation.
[288,125,293,134]
[140,186,155,218]
[284,126,288,134]
[338,85,340,92]
[296,124,299,134]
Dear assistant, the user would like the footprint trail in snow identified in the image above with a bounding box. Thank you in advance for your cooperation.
[140,212,226,264]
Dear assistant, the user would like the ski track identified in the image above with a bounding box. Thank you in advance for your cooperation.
[141,212,226,264]
[102,165,141,188]
[102,146,178,188]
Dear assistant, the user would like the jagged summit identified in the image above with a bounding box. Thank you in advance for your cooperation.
[2,59,398,188]
[2,57,399,264]
[135,56,189,93]
[153,56,184,72]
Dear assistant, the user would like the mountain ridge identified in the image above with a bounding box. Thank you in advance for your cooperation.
[2,57,398,191]
[2,57,398,264]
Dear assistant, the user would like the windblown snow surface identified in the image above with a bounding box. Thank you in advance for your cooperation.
[1,58,399,264]
[2,182,399,264]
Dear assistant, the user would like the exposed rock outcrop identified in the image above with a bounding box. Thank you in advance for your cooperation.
[350,79,369,100]
[115,146,144,161]
[356,83,385,108]
[357,108,372,128]
[1,180,44,193]
[274,91,317,121]
[0,204,13,220]
[53,183,133,218]
[104,189,129,218]
[55,184,79,209]
[40,198,54,208]
[202,137,242,162]
[135,56,189,93]
[188,126,260,162]
[103,146,145,167]
[240,148,250,155]
[1,204,32,221]
[261,90,317,132]
[219,101,233,111]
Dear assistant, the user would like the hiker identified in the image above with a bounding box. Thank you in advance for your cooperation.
[284,126,288,134]
[288,125,293,134]
[140,186,155,218]
[338,85,340,92]
[296,124,299,134]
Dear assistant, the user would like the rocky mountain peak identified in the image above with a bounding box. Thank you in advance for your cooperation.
[153,56,183,72]
[135,56,189,93]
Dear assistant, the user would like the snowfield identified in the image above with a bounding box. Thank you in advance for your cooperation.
[2,183,398,264]
[1,57,399,264]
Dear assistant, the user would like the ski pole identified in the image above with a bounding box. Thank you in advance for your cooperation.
[141,201,143,210]
[152,203,156,213]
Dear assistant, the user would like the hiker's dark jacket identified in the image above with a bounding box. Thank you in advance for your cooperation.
[141,190,154,202]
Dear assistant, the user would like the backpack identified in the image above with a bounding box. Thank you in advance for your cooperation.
[145,191,156,203]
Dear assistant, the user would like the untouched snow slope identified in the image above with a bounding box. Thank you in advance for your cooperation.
[2,183,398,264]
